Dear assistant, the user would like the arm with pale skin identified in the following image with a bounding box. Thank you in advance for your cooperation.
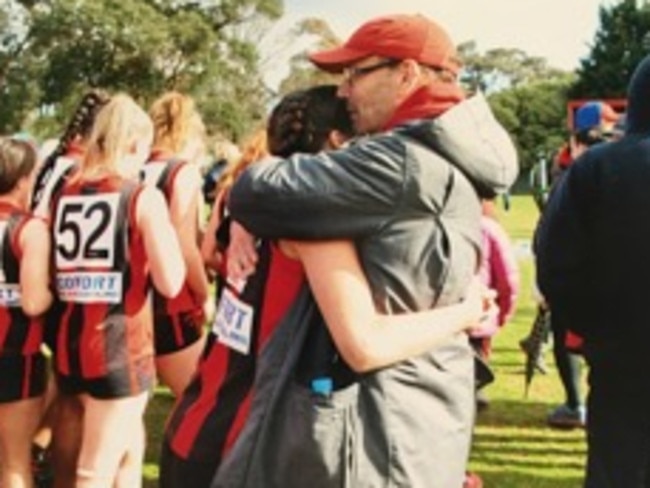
[19,218,53,316]
[287,239,493,373]
[170,164,210,304]
[137,186,186,298]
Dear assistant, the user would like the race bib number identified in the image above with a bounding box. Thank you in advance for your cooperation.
[0,284,21,307]
[54,193,120,270]
[213,287,254,355]
[56,271,122,303]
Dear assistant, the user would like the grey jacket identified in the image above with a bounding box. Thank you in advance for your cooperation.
[216,93,518,488]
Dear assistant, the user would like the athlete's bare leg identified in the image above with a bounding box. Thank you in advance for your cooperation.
[0,396,44,488]
[75,392,149,488]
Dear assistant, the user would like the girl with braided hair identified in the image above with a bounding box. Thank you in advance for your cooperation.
[28,89,112,487]
[160,85,495,488]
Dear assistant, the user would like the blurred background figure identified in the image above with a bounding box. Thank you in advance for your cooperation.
[201,139,241,206]
[537,100,619,430]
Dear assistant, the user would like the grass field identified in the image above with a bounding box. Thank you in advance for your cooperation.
[141,194,588,487]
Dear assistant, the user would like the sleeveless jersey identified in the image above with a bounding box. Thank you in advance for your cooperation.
[140,155,201,316]
[0,202,44,357]
[164,238,305,464]
[51,175,153,397]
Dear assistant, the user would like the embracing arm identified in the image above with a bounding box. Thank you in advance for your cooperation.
[291,240,487,372]
[228,140,404,240]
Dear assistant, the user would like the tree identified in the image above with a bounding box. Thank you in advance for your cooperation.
[570,0,650,99]
[459,41,567,94]
[0,2,40,132]
[489,73,576,173]
[2,0,284,140]
[274,17,340,97]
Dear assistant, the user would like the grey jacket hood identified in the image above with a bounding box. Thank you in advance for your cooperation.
[395,92,519,198]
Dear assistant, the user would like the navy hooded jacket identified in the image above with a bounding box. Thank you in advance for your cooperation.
[536,55,650,373]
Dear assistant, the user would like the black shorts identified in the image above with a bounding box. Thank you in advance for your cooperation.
[159,440,217,488]
[56,355,155,399]
[154,310,204,356]
[0,353,47,403]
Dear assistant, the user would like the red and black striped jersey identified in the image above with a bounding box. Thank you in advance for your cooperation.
[165,239,305,463]
[140,154,201,316]
[0,202,44,357]
[51,174,152,383]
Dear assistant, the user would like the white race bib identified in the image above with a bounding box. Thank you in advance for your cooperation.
[54,193,120,270]
[213,287,254,355]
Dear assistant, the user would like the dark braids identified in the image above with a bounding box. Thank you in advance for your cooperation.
[30,89,111,212]
[45,89,111,165]
[267,85,354,158]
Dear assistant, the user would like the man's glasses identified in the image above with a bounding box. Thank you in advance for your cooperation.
[341,59,401,85]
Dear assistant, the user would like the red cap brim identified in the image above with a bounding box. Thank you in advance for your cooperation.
[308,46,370,73]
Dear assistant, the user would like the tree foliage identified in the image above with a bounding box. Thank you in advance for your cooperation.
[276,18,340,97]
[489,74,575,172]
[459,41,566,94]
[570,0,650,99]
[1,0,283,140]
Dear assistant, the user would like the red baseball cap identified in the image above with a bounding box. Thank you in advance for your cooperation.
[309,14,460,75]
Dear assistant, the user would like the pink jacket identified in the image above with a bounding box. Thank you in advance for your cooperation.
[473,216,520,337]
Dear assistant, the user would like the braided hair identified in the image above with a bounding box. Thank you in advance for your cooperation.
[267,85,354,158]
[43,89,111,166]
[30,89,111,211]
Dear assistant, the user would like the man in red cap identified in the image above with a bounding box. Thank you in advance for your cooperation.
[217,13,518,488]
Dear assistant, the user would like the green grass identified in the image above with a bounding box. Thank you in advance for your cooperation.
[142,194,588,487]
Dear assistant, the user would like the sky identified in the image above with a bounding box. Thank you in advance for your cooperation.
[263,0,617,87]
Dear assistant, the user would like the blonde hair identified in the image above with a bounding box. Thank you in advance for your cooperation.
[83,93,153,176]
[149,91,206,155]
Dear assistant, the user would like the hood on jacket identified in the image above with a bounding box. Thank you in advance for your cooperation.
[395,92,519,198]
[625,55,650,134]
